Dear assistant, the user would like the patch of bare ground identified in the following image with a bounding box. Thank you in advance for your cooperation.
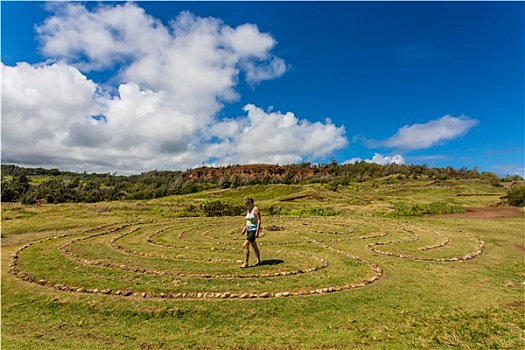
[439,206,524,219]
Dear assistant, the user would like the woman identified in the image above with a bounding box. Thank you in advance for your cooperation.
[240,196,261,268]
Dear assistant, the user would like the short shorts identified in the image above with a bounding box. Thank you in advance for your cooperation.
[246,230,257,242]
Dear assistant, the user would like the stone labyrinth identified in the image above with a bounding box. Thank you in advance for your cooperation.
[10,216,485,300]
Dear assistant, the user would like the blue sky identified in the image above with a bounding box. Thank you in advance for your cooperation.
[2,1,523,176]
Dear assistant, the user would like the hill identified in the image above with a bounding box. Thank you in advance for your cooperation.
[1,163,522,204]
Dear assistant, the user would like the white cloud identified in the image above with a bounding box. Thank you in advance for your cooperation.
[367,153,406,165]
[36,2,171,71]
[343,158,363,165]
[344,153,405,166]
[491,164,525,177]
[2,2,346,174]
[372,115,479,151]
[2,61,105,151]
[222,23,275,59]
[203,104,347,166]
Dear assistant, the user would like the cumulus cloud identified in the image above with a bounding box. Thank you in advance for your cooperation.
[2,62,106,153]
[370,115,479,151]
[203,104,347,166]
[36,2,171,71]
[344,153,405,166]
[2,2,346,174]
[367,153,406,165]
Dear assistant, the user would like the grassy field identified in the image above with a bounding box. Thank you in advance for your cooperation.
[2,179,524,349]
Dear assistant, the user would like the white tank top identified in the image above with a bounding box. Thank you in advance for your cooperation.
[246,210,257,231]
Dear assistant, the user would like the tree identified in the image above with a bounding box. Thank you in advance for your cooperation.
[506,185,525,207]
[1,174,30,202]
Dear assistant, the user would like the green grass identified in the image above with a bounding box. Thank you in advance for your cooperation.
[2,180,524,349]
[391,201,464,217]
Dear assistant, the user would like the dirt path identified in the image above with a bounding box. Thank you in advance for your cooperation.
[439,206,524,219]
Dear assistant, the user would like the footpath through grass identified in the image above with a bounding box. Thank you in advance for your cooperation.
[2,181,524,349]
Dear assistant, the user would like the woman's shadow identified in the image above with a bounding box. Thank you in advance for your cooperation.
[256,259,284,267]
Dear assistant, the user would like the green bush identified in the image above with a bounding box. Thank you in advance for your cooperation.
[261,205,339,216]
[201,200,245,217]
[263,204,285,215]
[506,185,525,207]
[290,207,340,216]
[393,201,464,217]
[181,204,201,217]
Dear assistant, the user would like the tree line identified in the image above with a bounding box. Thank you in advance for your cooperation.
[1,162,522,205]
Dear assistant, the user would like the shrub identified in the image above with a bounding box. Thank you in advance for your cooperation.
[201,200,245,217]
[393,202,464,217]
[182,204,201,217]
[290,207,340,216]
[263,204,285,215]
[261,205,339,216]
[506,185,525,207]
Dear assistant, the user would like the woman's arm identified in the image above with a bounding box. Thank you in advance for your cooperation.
[255,207,262,237]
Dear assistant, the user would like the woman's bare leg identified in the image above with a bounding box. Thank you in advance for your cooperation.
[251,241,261,265]
[240,240,250,267]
